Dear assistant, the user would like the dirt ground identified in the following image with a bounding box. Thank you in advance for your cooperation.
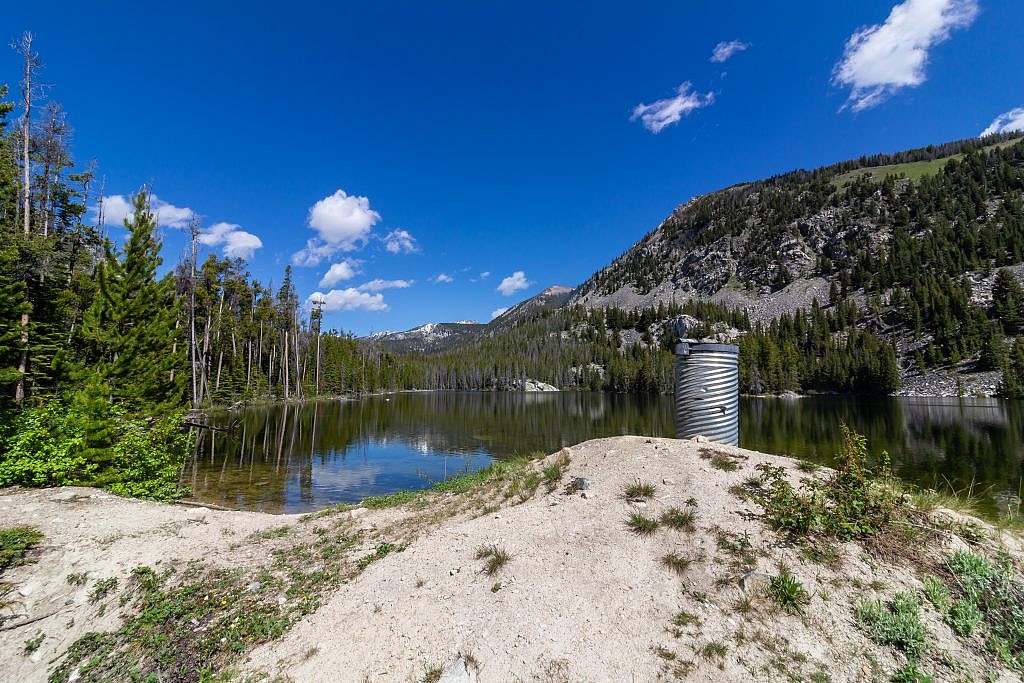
[2,437,1022,682]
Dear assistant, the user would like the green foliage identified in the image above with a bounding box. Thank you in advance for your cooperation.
[754,425,902,540]
[921,574,951,613]
[0,526,43,571]
[626,512,659,536]
[624,480,656,499]
[0,402,191,500]
[23,631,45,655]
[88,577,118,604]
[767,570,810,614]
[945,549,1024,669]
[856,592,929,661]
[890,662,933,683]
[475,545,511,576]
[659,507,696,531]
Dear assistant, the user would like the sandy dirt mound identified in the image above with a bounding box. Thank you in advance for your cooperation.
[0,487,294,681]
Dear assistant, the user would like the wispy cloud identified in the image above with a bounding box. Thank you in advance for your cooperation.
[198,222,264,260]
[833,0,978,112]
[383,229,419,254]
[491,307,509,320]
[710,40,750,63]
[431,273,454,284]
[479,271,490,279]
[497,270,531,296]
[981,108,1024,136]
[631,82,715,134]
[356,279,413,292]
[293,189,381,266]
[318,259,361,287]
[309,288,388,312]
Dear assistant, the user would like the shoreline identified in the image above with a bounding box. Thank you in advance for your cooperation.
[3,437,1023,681]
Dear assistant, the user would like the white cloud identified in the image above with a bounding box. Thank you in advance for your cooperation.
[480,271,491,279]
[981,108,1024,136]
[293,189,381,265]
[491,307,509,320]
[383,229,419,254]
[497,270,531,296]
[357,279,413,292]
[318,259,361,287]
[631,82,715,134]
[197,222,264,260]
[94,193,196,229]
[832,0,978,112]
[309,288,388,312]
[431,273,454,284]
[710,40,750,63]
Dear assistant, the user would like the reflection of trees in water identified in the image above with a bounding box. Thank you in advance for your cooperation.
[184,393,1024,516]
[740,397,1024,514]
[185,392,675,512]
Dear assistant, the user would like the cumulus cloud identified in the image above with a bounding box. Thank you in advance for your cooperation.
[198,222,264,260]
[631,82,715,134]
[710,40,750,63]
[383,229,419,254]
[94,193,195,229]
[318,260,361,287]
[497,271,531,296]
[293,189,381,265]
[491,307,509,320]
[356,279,413,292]
[981,108,1024,136]
[833,0,978,112]
[309,288,388,312]
[431,273,454,284]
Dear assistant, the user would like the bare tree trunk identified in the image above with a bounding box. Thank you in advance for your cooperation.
[282,330,290,401]
[188,218,200,405]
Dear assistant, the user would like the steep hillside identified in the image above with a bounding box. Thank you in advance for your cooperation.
[487,285,573,331]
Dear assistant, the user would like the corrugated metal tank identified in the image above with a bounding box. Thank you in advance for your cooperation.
[672,340,739,446]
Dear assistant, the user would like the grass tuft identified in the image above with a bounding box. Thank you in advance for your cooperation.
[659,507,696,531]
[855,591,928,661]
[624,480,657,500]
[626,512,659,536]
[766,569,810,615]
[661,552,695,575]
[0,526,43,571]
[475,545,511,576]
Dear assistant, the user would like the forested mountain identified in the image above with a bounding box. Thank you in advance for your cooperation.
[365,321,485,354]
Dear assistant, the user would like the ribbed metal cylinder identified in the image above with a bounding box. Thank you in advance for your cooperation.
[673,342,739,446]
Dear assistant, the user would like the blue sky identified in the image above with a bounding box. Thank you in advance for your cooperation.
[3,1,1023,335]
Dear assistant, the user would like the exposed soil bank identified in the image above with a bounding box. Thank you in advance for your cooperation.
[2,438,1022,682]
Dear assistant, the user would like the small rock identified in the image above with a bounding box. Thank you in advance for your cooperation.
[244,581,261,592]
[628,500,647,509]
[449,567,461,576]
[277,596,286,605]
[570,477,590,491]
[662,478,675,485]
[689,435,710,443]
[185,508,209,523]
[438,657,476,683]
[53,491,78,502]
[18,582,38,597]
[738,571,772,594]
[349,507,369,519]
[68,667,82,682]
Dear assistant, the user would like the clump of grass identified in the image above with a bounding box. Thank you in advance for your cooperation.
[671,610,700,628]
[624,480,656,500]
[88,577,119,604]
[66,572,88,586]
[542,452,570,492]
[422,665,444,682]
[23,630,44,655]
[767,569,810,614]
[0,526,43,571]
[476,545,511,576]
[891,661,934,682]
[699,641,728,661]
[652,645,677,661]
[946,598,982,636]
[855,591,928,661]
[626,512,659,536]
[661,552,694,575]
[660,507,695,532]
[797,460,822,473]
[709,454,740,471]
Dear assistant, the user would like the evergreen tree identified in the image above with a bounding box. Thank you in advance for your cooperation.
[993,268,1024,333]
[77,191,184,410]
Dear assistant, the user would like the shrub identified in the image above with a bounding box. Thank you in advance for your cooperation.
[946,549,1024,668]
[754,425,902,540]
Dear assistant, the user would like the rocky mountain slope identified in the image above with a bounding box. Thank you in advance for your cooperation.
[365,321,485,354]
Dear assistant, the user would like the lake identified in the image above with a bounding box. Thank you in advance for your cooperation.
[183,392,1024,517]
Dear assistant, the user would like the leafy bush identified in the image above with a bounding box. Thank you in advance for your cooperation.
[921,574,951,613]
[0,402,191,501]
[754,425,902,540]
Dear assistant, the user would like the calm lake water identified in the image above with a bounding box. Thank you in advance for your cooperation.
[183,392,1024,516]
